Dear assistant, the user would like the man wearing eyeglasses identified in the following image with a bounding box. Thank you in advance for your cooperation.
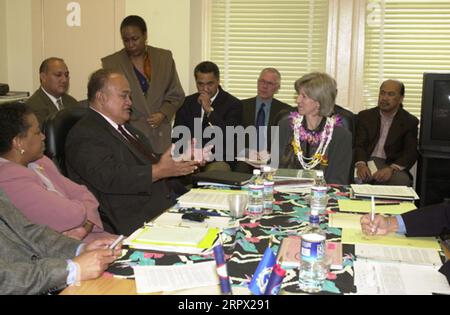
[236,68,293,172]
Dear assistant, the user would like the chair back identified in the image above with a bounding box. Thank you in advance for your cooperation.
[43,106,87,176]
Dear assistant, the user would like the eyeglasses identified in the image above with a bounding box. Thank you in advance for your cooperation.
[258,79,278,87]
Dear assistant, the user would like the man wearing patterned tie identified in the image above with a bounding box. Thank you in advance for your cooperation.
[235,68,293,173]
[26,57,80,127]
[173,61,242,172]
[65,69,200,236]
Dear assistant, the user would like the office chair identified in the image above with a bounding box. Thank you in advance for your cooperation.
[42,106,87,176]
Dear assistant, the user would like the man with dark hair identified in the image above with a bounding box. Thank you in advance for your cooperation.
[355,79,418,186]
[172,61,242,171]
[66,69,200,236]
[26,57,80,126]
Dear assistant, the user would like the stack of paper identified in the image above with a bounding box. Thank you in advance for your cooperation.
[274,168,317,179]
[354,260,450,295]
[337,200,417,215]
[351,184,420,201]
[355,244,443,266]
[177,189,246,211]
[124,225,220,254]
[133,261,219,294]
[150,212,238,229]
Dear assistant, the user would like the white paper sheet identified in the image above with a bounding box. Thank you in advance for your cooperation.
[356,244,443,266]
[351,184,419,200]
[177,189,246,210]
[354,260,450,295]
[133,261,219,294]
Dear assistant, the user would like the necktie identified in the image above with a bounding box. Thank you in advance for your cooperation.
[118,125,172,197]
[118,125,158,163]
[56,98,63,110]
[256,103,266,150]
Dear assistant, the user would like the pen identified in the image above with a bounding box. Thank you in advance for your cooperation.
[375,202,400,206]
[370,196,375,233]
[370,196,375,222]
[109,235,125,249]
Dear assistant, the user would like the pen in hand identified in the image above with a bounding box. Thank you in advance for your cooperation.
[108,235,125,250]
[370,196,376,234]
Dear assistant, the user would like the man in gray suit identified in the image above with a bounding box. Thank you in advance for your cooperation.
[236,68,293,172]
[0,189,120,295]
[26,57,80,127]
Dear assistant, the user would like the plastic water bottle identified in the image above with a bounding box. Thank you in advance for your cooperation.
[310,170,328,214]
[298,214,328,293]
[262,166,274,214]
[247,169,264,218]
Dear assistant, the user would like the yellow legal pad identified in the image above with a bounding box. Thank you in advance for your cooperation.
[131,226,220,249]
[341,228,441,250]
[329,213,363,230]
[338,199,417,215]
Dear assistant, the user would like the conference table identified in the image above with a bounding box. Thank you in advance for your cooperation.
[61,185,449,295]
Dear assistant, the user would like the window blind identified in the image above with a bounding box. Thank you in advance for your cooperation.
[209,0,329,106]
[364,0,450,118]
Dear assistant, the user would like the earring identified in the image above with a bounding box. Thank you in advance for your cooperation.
[20,149,25,155]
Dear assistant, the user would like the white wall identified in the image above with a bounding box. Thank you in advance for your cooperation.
[4,0,34,93]
[0,0,200,97]
[0,0,7,83]
[126,0,193,94]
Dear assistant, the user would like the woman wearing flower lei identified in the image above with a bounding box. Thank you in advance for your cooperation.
[277,72,352,185]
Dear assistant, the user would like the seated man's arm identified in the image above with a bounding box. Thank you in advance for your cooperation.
[0,258,71,295]
[391,118,419,170]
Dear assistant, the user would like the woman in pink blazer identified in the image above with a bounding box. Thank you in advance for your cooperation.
[0,102,114,242]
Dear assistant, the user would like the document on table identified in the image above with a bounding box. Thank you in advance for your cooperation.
[355,244,443,266]
[341,228,441,250]
[150,212,238,229]
[337,199,416,215]
[354,260,450,295]
[328,212,362,230]
[350,184,419,200]
[133,261,219,294]
[177,189,247,211]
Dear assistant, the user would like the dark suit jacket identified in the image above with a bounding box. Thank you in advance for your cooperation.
[402,202,450,282]
[65,109,173,236]
[402,202,450,237]
[355,106,419,170]
[0,189,81,295]
[241,97,293,152]
[102,46,185,154]
[173,87,242,163]
[26,88,79,127]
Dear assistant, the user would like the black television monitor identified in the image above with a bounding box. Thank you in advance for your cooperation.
[419,73,450,154]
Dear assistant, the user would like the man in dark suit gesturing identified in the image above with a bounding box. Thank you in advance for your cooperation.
[355,80,419,186]
[66,69,199,236]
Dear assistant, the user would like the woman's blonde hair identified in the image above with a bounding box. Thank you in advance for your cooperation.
[294,72,337,117]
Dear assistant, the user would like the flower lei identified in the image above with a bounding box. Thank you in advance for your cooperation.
[290,112,340,169]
